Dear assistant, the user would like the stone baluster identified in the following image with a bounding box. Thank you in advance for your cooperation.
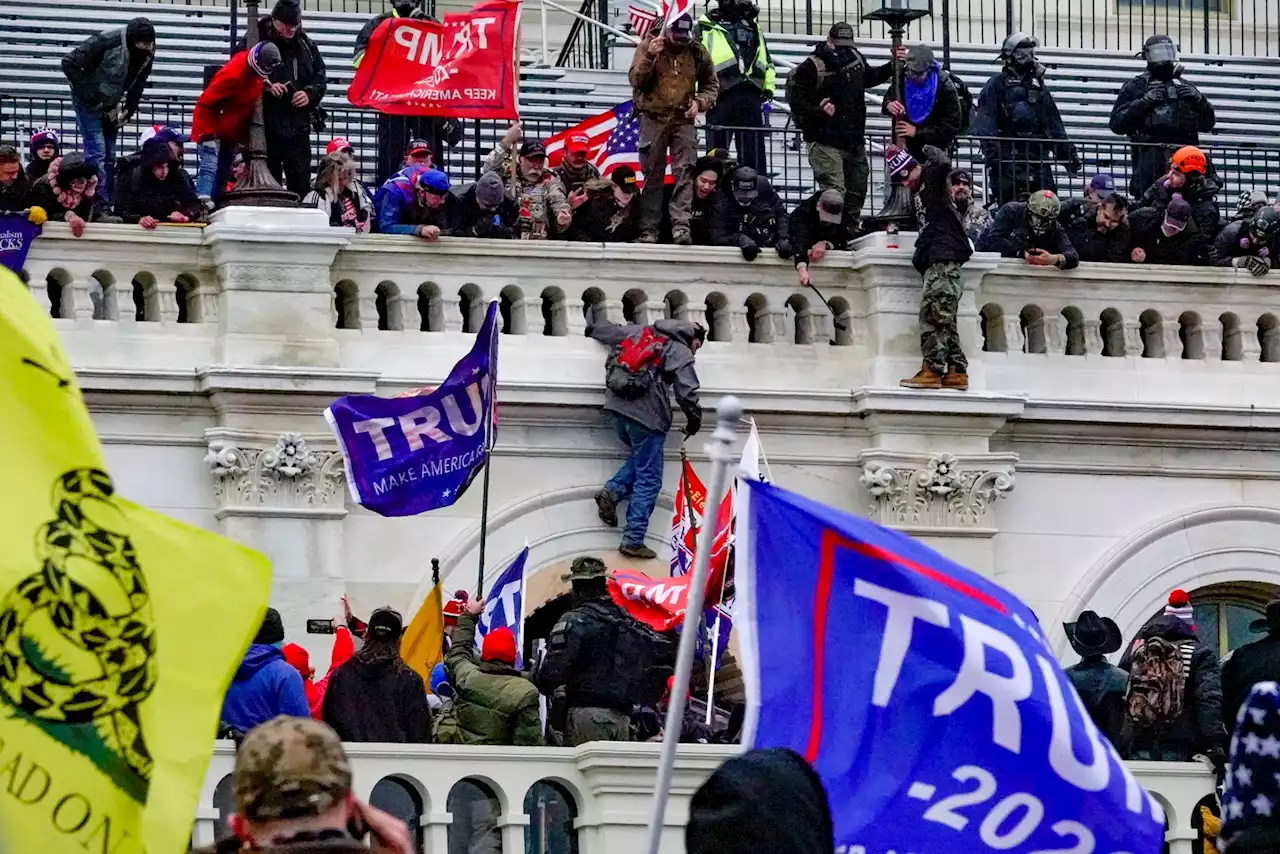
[440,291,463,332]
[1123,321,1145,357]
[515,296,543,335]
[397,293,421,332]
[770,306,792,344]
[154,276,181,324]
[357,279,379,332]
[1044,315,1067,355]
[67,271,97,322]
[1160,320,1183,359]
[600,298,626,325]
[1243,323,1264,361]
[1002,317,1025,353]
[1082,318,1103,355]
[729,304,751,342]
[794,305,820,345]
[684,301,708,330]
[562,297,587,336]
[1202,323,1223,361]
[636,299,667,327]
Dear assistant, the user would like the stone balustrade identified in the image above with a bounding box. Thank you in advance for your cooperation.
[191,742,1215,854]
[20,213,1280,414]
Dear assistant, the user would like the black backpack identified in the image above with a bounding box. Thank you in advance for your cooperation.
[786,54,834,132]
[946,70,975,134]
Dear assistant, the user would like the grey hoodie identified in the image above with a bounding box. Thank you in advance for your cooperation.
[587,318,702,434]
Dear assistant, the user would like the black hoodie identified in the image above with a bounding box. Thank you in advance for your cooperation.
[687,749,834,854]
[320,652,432,743]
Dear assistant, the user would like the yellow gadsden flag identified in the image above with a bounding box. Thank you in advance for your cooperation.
[400,564,445,684]
[0,269,272,853]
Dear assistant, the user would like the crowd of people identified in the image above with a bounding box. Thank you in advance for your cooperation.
[1,0,1276,285]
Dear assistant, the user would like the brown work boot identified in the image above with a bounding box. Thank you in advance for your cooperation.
[595,489,618,527]
[942,371,970,391]
[672,228,692,246]
[900,364,943,389]
[637,231,659,244]
[619,542,658,560]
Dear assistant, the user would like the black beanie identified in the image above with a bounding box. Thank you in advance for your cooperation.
[687,749,834,854]
[253,608,285,645]
[272,0,302,26]
[126,17,156,44]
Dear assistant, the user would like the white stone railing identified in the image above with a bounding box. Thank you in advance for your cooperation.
[20,212,1280,410]
[191,743,1215,854]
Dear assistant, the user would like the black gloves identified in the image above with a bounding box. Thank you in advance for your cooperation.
[1143,80,1166,105]
[1066,151,1083,176]
[775,238,793,259]
[738,234,759,261]
[1234,255,1272,276]
[683,407,703,437]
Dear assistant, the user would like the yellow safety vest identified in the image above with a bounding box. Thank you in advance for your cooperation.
[698,17,775,94]
[353,7,401,69]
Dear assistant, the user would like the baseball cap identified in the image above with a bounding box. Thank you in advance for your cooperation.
[141,124,189,146]
[1089,173,1115,192]
[949,168,972,186]
[234,717,352,822]
[667,14,694,41]
[612,165,639,195]
[816,189,843,224]
[905,44,935,74]
[327,137,354,156]
[562,555,607,582]
[731,166,760,203]
[1164,193,1191,229]
[368,606,404,637]
[406,138,432,157]
[566,132,591,155]
[519,140,547,159]
[828,21,856,47]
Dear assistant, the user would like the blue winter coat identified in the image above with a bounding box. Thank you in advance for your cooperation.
[220,644,311,734]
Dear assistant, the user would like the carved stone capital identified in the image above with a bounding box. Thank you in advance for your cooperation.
[857,451,1018,536]
[205,431,347,519]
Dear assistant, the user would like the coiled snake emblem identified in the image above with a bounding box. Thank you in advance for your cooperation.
[0,468,157,801]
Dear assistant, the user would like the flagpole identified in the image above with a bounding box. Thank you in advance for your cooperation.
[678,446,699,577]
[644,396,742,854]
[704,607,722,726]
[476,301,500,599]
[517,541,529,664]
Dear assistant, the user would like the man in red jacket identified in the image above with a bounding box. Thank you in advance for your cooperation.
[192,41,281,206]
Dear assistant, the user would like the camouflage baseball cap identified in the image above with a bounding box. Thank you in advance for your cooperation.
[233,716,353,821]
[562,556,607,582]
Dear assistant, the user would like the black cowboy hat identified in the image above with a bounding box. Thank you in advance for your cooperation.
[1249,599,1280,633]
[1063,610,1123,657]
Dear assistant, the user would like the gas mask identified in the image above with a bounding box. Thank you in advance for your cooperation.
[1029,212,1053,236]
[1144,40,1178,81]
[1010,46,1037,74]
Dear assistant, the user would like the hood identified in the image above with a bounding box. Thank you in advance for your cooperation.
[1140,613,1198,642]
[653,318,701,347]
[235,644,284,681]
[349,655,400,681]
[686,749,834,854]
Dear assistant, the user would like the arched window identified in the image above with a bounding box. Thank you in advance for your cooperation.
[449,778,502,854]
[1189,585,1271,660]
[371,777,425,850]
[524,781,578,854]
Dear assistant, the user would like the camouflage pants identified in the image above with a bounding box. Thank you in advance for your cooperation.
[920,261,967,375]
[565,706,632,746]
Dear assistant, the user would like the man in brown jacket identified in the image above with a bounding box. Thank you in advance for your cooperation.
[628,14,718,244]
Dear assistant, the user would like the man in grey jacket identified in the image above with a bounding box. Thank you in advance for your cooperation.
[588,319,705,559]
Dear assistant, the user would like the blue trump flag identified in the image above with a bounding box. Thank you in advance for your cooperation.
[735,480,1165,854]
[477,546,529,667]
[325,300,499,516]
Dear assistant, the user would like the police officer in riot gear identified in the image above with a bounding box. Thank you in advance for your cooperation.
[699,0,774,175]
[972,32,1080,207]
[1109,35,1215,198]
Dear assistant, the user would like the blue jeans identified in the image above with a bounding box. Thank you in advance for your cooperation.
[603,415,666,547]
[196,139,238,199]
[71,98,117,204]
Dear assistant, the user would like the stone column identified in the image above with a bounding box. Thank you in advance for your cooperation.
[205,207,350,367]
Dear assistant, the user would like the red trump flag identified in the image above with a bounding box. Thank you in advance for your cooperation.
[348,0,521,119]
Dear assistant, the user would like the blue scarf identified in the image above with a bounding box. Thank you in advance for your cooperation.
[905,64,940,125]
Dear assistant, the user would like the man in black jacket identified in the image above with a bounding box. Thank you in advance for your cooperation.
[116,138,201,229]
[1061,192,1130,263]
[882,44,963,160]
[1128,195,1210,266]
[562,167,639,243]
[786,23,899,230]
[1222,600,1280,734]
[1212,205,1279,275]
[1139,145,1221,241]
[972,32,1079,206]
[61,17,155,206]
[979,190,1080,270]
[321,607,432,743]
[1110,35,1216,197]
[690,155,723,245]
[1123,612,1224,763]
[238,0,327,198]
[707,167,789,259]
[890,145,973,391]
[1063,611,1129,752]
[456,172,517,239]
[0,146,33,212]
[790,189,848,287]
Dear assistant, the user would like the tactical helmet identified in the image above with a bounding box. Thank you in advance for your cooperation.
[1140,34,1178,65]
[999,31,1038,58]
[1027,190,1060,234]
[1170,146,1207,176]
[1250,206,1280,241]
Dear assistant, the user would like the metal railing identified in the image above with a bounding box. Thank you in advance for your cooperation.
[555,0,615,68]
[557,0,1280,63]
[5,93,1279,216]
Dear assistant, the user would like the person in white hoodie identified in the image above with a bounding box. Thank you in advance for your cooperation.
[302,151,373,231]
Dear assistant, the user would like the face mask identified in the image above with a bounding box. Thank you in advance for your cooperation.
[1029,215,1052,236]
[1010,47,1036,70]
[1148,61,1176,81]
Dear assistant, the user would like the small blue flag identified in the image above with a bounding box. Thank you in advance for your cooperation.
[735,479,1165,854]
[477,546,529,667]
[0,214,40,275]
[326,300,498,516]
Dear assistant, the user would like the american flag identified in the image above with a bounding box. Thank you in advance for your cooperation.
[544,100,672,187]
[627,3,658,33]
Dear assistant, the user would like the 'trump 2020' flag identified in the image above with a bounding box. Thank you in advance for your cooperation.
[477,546,528,665]
[347,0,520,119]
[326,300,498,516]
[735,480,1165,854]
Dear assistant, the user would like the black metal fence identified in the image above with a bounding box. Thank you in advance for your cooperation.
[5,93,1280,216]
